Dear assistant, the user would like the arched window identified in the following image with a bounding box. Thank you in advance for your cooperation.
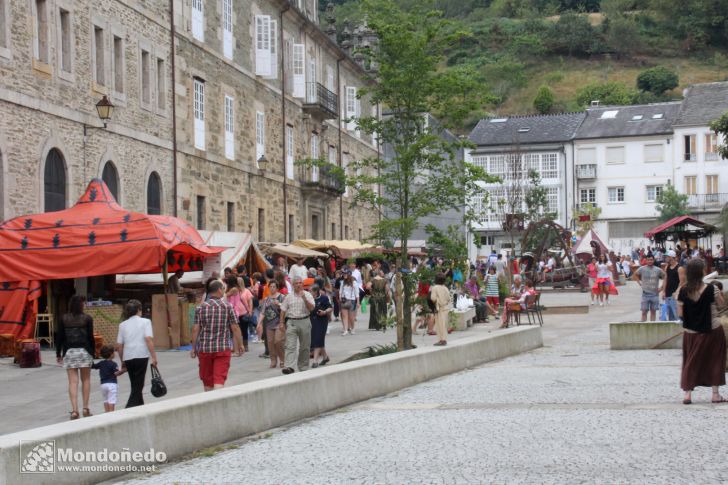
[102,161,119,201]
[147,171,162,215]
[44,148,66,212]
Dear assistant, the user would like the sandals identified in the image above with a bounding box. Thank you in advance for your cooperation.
[69,411,79,420]
[712,395,727,403]
[83,408,92,417]
[682,399,691,405]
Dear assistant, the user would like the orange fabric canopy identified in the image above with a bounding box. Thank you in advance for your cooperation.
[0,179,223,282]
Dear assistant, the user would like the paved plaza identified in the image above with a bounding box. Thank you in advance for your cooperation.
[105,282,728,485]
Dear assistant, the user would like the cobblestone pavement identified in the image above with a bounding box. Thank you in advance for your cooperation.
[112,283,728,484]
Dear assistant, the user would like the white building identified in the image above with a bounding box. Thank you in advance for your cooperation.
[573,102,681,253]
[466,112,586,261]
[672,82,728,225]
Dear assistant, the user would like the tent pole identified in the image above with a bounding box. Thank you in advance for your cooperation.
[162,258,173,349]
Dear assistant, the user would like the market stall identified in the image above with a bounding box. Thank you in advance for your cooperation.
[259,242,328,263]
[573,229,612,263]
[292,239,383,259]
[0,179,223,350]
[644,215,716,247]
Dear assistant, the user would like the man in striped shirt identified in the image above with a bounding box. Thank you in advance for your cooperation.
[191,280,243,391]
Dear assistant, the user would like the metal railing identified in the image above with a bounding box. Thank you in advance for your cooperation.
[686,193,728,211]
[684,153,697,162]
[576,164,597,179]
[300,162,345,194]
[705,152,722,161]
[304,82,338,118]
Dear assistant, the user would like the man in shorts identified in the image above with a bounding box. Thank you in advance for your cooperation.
[634,254,665,322]
[191,280,244,391]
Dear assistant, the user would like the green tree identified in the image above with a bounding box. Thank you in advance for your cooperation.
[533,85,555,114]
[655,184,689,222]
[425,224,468,263]
[636,66,679,96]
[575,81,638,107]
[544,12,599,57]
[349,0,496,350]
[650,0,728,51]
[709,111,728,160]
[573,202,602,237]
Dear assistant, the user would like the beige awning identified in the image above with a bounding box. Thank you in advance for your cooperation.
[262,243,328,260]
[292,239,382,259]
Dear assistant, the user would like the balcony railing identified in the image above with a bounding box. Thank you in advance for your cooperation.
[576,164,597,180]
[300,162,345,196]
[303,82,338,120]
[686,193,728,211]
[705,152,722,161]
[684,153,697,162]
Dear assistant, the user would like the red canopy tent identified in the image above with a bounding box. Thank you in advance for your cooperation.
[644,215,716,242]
[0,179,223,339]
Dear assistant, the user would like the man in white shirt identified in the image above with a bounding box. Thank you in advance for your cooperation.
[348,260,363,293]
[546,256,556,272]
[494,254,507,276]
[289,257,309,282]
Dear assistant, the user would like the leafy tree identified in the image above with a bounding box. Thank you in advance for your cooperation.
[425,224,468,263]
[533,85,555,114]
[544,12,599,57]
[636,66,679,96]
[709,111,728,160]
[650,0,728,51]
[348,0,496,350]
[602,15,644,57]
[655,184,689,222]
[573,202,602,237]
[575,81,638,107]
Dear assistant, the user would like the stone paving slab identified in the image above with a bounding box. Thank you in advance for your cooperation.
[110,282,728,485]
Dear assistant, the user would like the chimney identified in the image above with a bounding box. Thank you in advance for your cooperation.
[590,100,600,107]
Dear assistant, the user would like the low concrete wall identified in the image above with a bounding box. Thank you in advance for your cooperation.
[0,327,542,485]
[610,321,683,350]
[541,305,589,315]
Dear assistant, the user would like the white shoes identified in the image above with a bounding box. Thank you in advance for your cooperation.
[350,329,356,335]
[590,301,594,306]
[341,331,348,336]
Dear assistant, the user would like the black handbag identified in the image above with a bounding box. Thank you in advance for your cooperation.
[150,364,167,398]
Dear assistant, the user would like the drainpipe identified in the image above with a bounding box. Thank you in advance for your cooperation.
[280,5,290,241]
[169,0,178,216]
[337,57,344,240]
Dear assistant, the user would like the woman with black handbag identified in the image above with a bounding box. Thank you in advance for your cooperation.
[117,299,158,408]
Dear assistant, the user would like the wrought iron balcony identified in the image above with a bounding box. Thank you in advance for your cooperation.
[684,153,697,162]
[303,82,338,120]
[300,162,345,197]
[576,164,597,180]
[686,193,728,211]
[705,152,722,161]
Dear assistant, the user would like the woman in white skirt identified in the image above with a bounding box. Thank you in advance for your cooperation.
[55,295,95,420]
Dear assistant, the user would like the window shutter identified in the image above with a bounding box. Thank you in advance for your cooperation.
[255,15,271,77]
[292,43,305,98]
[264,20,277,79]
[306,58,317,102]
[326,66,335,92]
[256,111,265,163]
[311,134,319,181]
[193,79,205,150]
[345,86,357,131]
[222,0,233,59]
[224,96,234,160]
[286,125,294,180]
[191,0,205,42]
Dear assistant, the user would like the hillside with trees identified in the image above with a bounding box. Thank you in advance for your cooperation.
[328,0,728,124]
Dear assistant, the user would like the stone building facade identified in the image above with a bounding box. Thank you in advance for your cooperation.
[0,0,379,243]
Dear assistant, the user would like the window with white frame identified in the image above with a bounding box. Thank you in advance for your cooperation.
[156,57,166,110]
[310,133,319,181]
[488,155,505,179]
[254,15,271,77]
[256,111,265,164]
[112,35,124,93]
[345,86,359,131]
[93,25,106,85]
[524,153,539,174]
[471,156,487,171]
[193,78,205,150]
[646,185,662,202]
[224,95,234,160]
[546,187,559,214]
[541,153,559,179]
[34,0,50,64]
[326,65,335,92]
[608,186,625,203]
[267,20,277,79]
[285,125,294,180]
[606,146,625,164]
[292,43,305,97]
[580,188,596,204]
[644,144,663,163]
[706,175,719,194]
[140,48,151,105]
[191,0,204,42]
[684,176,696,195]
[222,0,232,59]
[328,145,336,165]
[472,194,487,224]
[58,8,72,74]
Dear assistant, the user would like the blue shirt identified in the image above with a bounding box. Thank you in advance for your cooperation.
[92,359,118,384]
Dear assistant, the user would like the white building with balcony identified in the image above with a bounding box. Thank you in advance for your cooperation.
[672,82,728,223]
[466,112,586,260]
[573,102,681,253]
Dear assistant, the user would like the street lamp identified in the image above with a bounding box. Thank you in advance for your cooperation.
[257,154,269,172]
[95,95,115,128]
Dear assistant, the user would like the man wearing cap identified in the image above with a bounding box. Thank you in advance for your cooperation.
[279,275,315,374]
[660,250,680,321]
